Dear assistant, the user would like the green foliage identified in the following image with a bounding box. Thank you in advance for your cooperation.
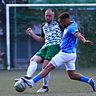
[78,33,96,67]
[76,10,96,67]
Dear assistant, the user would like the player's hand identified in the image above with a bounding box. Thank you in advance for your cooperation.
[84,40,93,45]
[26,28,34,36]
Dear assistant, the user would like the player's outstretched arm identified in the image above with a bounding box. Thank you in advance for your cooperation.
[75,31,93,45]
[26,27,44,43]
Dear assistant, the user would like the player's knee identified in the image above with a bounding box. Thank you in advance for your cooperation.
[42,60,50,69]
[30,57,34,62]
[69,75,74,80]
[42,64,47,69]
[68,72,76,80]
[45,63,55,72]
[30,56,42,63]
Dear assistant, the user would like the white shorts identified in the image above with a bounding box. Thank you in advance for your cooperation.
[50,51,76,70]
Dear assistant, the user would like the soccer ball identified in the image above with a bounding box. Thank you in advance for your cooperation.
[14,79,26,92]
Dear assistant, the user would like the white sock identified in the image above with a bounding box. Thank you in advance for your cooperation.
[26,61,37,78]
[43,72,50,87]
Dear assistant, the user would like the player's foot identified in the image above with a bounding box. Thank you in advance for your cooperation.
[89,78,96,91]
[37,86,49,93]
[15,76,31,82]
[21,77,34,88]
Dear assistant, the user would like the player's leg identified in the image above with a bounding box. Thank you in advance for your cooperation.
[21,51,65,87]
[43,60,50,88]
[25,55,43,78]
[15,55,42,82]
[65,55,96,91]
[15,48,45,82]
[37,45,60,93]
[25,46,46,79]
[37,60,50,93]
[67,70,96,91]
[21,62,55,87]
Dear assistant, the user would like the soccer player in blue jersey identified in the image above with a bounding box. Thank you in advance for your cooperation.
[21,12,96,92]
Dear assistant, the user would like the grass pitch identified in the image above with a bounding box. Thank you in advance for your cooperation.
[0,68,96,96]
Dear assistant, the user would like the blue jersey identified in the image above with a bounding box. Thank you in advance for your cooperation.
[60,21,79,53]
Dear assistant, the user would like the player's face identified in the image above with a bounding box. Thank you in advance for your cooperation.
[58,18,65,27]
[45,11,54,23]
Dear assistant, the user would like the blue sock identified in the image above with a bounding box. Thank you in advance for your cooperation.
[32,74,42,83]
[80,76,90,83]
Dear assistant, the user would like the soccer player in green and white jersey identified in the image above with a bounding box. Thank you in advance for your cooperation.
[15,9,62,93]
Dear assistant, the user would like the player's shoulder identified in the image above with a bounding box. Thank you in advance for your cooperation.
[53,20,64,31]
[71,21,78,26]
[68,21,79,32]
[41,23,46,27]
[52,20,60,25]
[67,21,78,28]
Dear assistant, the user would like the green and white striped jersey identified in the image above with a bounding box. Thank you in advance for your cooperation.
[41,20,62,46]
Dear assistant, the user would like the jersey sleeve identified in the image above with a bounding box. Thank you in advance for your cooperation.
[69,23,79,35]
[40,23,45,38]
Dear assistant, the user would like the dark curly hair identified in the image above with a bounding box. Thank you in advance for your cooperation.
[58,12,70,20]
